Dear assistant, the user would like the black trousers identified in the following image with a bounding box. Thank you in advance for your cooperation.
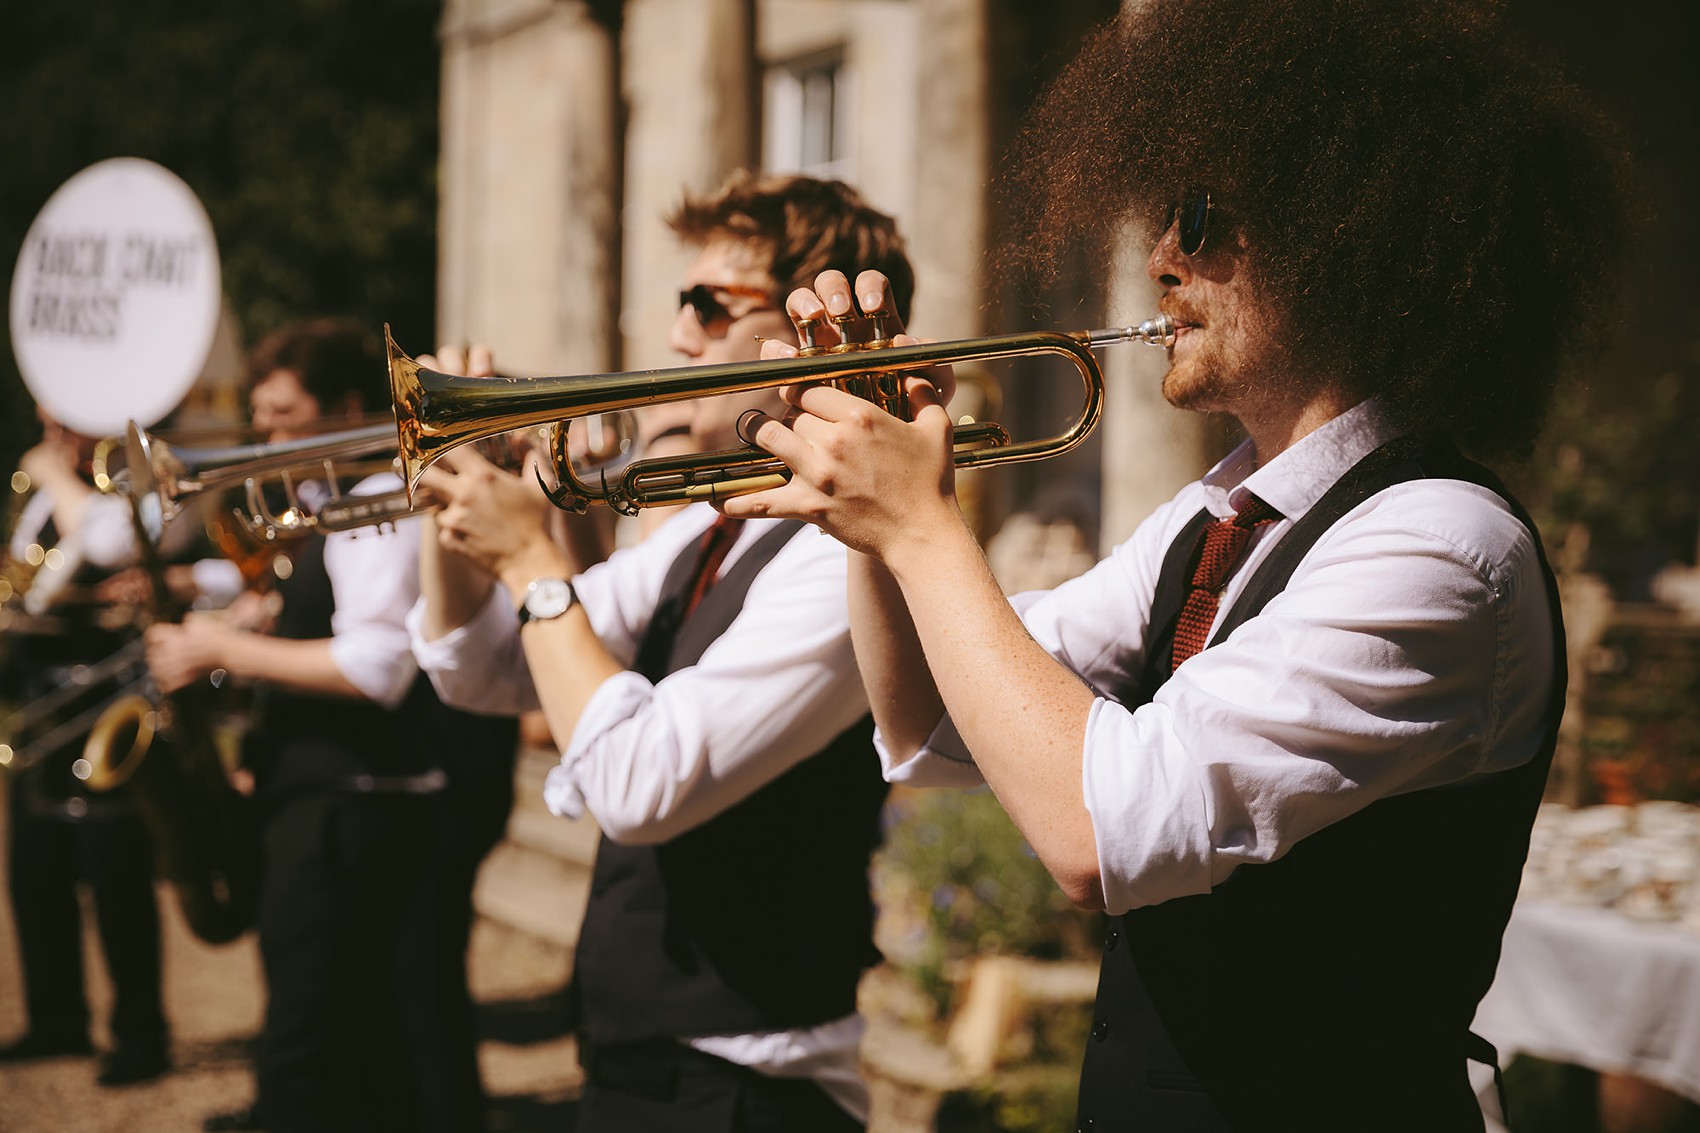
[253,785,431,1129]
[577,1040,864,1133]
[255,786,499,1133]
[398,772,509,1133]
[5,781,166,1050]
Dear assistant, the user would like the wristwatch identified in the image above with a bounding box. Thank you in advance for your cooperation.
[517,577,577,626]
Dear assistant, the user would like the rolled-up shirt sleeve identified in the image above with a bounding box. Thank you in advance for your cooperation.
[406,583,539,716]
[883,404,1555,918]
[871,534,1166,790]
[322,478,423,708]
[874,714,986,788]
[555,519,869,845]
[1071,482,1549,914]
[191,558,246,608]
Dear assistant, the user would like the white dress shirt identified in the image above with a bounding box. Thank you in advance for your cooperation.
[317,473,423,710]
[11,485,136,615]
[9,473,420,709]
[190,557,247,608]
[409,504,869,841]
[890,400,1555,917]
[407,502,873,1119]
[11,488,136,570]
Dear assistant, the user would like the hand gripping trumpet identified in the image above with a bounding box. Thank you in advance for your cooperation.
[386,313,1176,517]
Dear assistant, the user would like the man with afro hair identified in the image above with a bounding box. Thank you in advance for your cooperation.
[725,1,1630,1129]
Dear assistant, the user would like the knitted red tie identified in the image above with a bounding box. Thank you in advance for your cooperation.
[1170,494,1281,671]
[683,514,745,619]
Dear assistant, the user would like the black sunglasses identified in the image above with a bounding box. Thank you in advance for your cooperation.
[1162,190,1213,257]
[678,282,775,330]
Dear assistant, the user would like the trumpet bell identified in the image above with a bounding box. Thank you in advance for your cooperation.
[118,417,409,545]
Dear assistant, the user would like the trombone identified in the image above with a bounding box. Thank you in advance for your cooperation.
[386,314,1176,517]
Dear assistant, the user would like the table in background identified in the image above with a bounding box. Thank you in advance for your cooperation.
[1472,802,1700,1131]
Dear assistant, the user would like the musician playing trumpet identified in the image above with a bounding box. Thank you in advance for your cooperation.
[718,3,1631,1129]
[409,172,912,1133]
[144,319,518,1133]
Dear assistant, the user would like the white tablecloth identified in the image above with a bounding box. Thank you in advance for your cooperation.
[1473,898,1700,1103]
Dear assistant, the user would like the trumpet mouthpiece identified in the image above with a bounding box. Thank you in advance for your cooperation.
[1081,315,1176,351]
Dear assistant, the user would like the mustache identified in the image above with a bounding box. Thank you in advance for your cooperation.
[1159,302,1202,327]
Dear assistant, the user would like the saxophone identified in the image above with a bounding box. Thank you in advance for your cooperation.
[77,488,259,945]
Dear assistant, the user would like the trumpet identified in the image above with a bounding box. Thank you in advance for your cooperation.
[121,415,634,542]
[265,420,605,538]
[387,314,1176,516]
[122,419,402,538]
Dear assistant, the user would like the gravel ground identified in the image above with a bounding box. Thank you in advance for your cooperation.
[0,780,584,1133]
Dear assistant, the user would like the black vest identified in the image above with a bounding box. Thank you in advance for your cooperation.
[573,520,890,1045]
[1075,437,1565,1133]
[243,533,511,801]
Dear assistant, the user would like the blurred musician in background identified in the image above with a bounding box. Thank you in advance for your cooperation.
[144,318,519,1133]
[407,172,910,1132]
[0,408,172,1086]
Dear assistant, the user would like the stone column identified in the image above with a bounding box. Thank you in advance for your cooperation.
[438,0,620,375]
[911,0,990,340]
[620,0,756,369]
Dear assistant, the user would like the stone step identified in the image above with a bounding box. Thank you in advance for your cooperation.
[473,836,592,952]
[470,745,600,954]
[505,800,601,865]
[512,743,559,809]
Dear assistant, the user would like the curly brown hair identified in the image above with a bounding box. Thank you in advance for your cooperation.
[247,317,385,414]
[668,171,916,325]
[1001,0,1631,458]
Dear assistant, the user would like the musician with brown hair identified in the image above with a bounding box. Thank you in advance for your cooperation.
[723,3,1631,1129]
[0,409,171,1086]
[408,171,911,1132]
[145,318,518,1133]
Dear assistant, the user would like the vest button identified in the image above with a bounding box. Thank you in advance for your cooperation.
[1091,1020,1110,1042]
[1104,928,1119,951]
[1078,1121,1094,1132]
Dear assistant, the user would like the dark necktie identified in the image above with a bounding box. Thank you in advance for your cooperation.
[683,515,745,619]
[1170,493,1281,671]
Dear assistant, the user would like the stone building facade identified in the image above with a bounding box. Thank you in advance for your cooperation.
[434,0,1213,555]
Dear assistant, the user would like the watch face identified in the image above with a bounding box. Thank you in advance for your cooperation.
[524,578,574,621]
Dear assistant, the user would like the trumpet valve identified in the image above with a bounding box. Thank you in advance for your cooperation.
[826,313,859,353]
[831,375,875,402]
[795,317,825,356]
[866,313,894,350]
[877,372,911,419]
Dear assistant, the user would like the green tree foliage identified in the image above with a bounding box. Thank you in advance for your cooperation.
[1513,313,1700,598]
[0,0,442,463]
